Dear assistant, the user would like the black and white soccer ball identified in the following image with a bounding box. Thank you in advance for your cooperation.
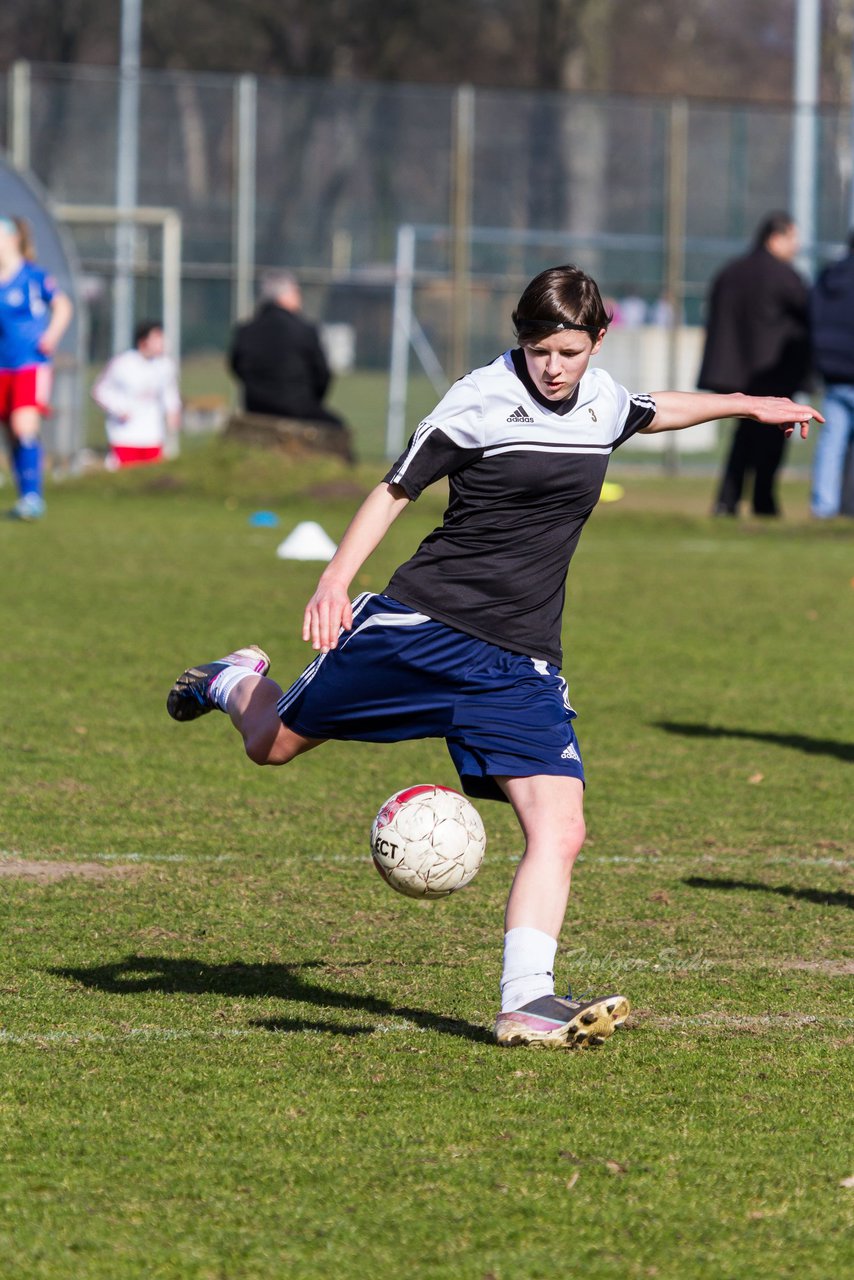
[370,784,486,899]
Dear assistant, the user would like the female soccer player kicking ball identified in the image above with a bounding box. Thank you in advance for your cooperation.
[167,264,821,1050]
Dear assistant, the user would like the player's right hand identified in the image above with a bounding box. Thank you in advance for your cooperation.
[302,580,353,653]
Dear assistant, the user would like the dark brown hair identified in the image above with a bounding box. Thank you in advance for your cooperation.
[134,319,164,346]
[13,216,36,261]
[512,265,611,343]
[754,212,794,249]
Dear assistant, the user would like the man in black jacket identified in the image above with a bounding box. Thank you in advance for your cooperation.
[809,232,854,518]
[698,213,810,516]
[228,272,345,427]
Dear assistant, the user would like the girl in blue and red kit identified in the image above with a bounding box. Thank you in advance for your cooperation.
[0,215,73,520]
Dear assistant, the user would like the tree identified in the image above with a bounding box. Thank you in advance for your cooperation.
[1,1,850,108]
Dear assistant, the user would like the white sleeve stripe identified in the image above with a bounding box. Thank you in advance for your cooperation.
[388,420,444,482]
[485,442,614,458]
[276,654,326,712]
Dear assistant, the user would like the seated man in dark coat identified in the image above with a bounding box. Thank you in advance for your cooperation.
[698,212,810,517]
[228,271,345,427]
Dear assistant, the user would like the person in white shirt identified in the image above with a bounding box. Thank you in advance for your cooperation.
[92,320,181,468]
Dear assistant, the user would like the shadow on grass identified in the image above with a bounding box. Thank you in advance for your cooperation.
[49,955,494,1045]
[654,721,854,764]
[684,877,854,911]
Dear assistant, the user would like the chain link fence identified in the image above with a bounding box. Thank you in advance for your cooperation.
[3,61,852,460]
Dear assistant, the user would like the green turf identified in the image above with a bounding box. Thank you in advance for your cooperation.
[1,443,852,1279]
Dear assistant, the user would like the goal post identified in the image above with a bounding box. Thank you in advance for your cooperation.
[386,223,449,459]
[53,204,183,369]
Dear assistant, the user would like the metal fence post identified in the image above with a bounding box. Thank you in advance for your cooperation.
[792,0,820,272]
[450,84,475,383]
[113,0,142,355]
[233,74,257,322]
[7,60,31,171]
[162,210,183,372]
[664,97,689,476]
[386,223,416,460]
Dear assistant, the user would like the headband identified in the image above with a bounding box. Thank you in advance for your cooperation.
[514,316,602,336]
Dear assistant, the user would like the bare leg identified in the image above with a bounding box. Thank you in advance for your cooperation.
[9,405,41,445]
[224,674,325,765]
[498,774,585,938]
[493,774,628,1047]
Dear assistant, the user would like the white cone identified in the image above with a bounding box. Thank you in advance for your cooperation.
[276,521,338,561]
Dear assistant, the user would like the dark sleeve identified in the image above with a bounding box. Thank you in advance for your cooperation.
[612,395,657,449]
[781,269,809,325]
[306,327,331,399]
[383,426,483,500]
[697,271,744,393]
[228,327,244,377]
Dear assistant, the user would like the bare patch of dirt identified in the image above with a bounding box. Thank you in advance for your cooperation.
[0,859,140,884]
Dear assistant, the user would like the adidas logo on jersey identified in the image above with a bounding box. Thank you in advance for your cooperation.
[560,742,581,762]
[507,405,535,423]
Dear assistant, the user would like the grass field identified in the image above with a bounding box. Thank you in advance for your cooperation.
[1,441,852,1279]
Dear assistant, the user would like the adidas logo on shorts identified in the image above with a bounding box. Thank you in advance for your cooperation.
[507,405,535,423]
[561,742,581,762]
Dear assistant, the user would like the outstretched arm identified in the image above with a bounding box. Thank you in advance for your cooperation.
[641,391,823,439]
[303,481,411,653]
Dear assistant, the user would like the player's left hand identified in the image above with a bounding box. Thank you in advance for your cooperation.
[303,578,353,654]
[747,396,824,438]
[37,333,57,356]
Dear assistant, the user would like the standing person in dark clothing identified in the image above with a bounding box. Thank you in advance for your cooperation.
[808,231,854,519]
[228,271,345,427]
[699,213,811,517]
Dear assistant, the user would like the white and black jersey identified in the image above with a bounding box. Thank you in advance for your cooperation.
[383,349,656,666]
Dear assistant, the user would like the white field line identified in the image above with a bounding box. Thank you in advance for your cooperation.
[0,1027,264,1045]
[1,850,849,870]
[1,1013,852,1048]
[0,851,233,864]
[0,1023,423,1046]
[581,854,852,869]
[638,1012,854,1033]
[559,949,854,976]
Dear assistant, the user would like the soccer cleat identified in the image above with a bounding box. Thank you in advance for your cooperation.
[166,645,270,721]
[494,992,630,1049]
[8,493,46,521]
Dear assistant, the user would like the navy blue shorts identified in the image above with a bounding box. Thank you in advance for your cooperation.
[277,593,583,804]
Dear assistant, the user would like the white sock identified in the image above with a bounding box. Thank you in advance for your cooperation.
[500,926,558,1012]
[208,665,258,713]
